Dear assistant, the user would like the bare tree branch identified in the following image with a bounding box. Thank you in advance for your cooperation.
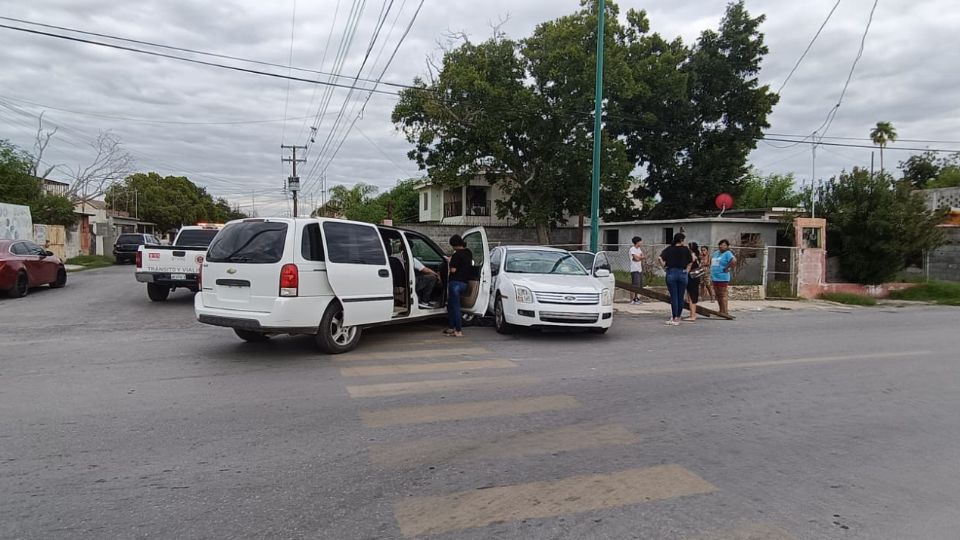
[65,131,135,204]
[489,13,511,40]
[31,112,59,180]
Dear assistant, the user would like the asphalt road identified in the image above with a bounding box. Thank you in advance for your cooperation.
[2,265,959,539]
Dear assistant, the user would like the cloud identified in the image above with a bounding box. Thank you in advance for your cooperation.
[1,0,957,218]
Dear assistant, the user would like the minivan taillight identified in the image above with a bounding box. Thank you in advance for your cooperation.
[279,263,299,297]
[136,251,142,268]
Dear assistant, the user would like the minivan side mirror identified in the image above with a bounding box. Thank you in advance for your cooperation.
[44,250,55,257]
[594,268,611,278]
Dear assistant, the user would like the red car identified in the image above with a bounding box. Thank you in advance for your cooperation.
[0,239,67,298]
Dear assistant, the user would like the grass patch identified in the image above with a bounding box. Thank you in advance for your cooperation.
[819,292,877,306]
[65,254,115,270]
[766,280,797,299]
[888,281,960,305]
[614,271,665,286]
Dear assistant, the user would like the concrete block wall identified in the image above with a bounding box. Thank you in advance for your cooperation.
[927,227,960,281]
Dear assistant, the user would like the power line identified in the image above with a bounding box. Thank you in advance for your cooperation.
[0,23,401,96]
[0,94,332,126]
[0,15,417,91]
[763,137,959,153]
[815,0,879,139]
[294,0,344,146]
[280,0,299,145]
[305,0,425,198]
[767,132,960,145]
[776,0,841,95]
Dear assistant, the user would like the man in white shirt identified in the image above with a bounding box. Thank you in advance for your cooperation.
[628,236,645,305]
[413,257,441,308]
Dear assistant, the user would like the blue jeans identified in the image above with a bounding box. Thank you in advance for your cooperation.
[447,280,468,331]
[665,268,688,319]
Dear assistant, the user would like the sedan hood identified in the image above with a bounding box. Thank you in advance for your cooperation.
[507,273,604,293]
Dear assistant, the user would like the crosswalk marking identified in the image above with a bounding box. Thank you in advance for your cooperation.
[616,350,933,378]
[359,395,580,428]
[369,423,640,468]
[341,359,516,378]
[346,375,535,398]
[393,464,717,537]
[334,346,490,362]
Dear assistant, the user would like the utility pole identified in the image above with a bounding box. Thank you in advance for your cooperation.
[589,0,606,253]
[811,131,817,219]
[281,145,306,217]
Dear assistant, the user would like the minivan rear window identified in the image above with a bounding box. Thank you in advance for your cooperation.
[117,234,143,244]
[175,229,220,247]
[206,222,287,263]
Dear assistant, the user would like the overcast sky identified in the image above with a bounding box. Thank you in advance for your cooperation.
[1,0,958,217]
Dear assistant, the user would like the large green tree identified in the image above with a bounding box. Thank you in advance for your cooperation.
[819,168,945,284]
[106,172,245,232]
[392,1,634,242]
[899,151,960,189]
[737,171,802,209]
[615,1,778,218]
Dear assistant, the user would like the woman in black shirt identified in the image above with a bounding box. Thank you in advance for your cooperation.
[445,235,473,337]
[657,233,693,326]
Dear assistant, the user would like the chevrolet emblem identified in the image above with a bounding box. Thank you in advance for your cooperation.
[227,268,237,274]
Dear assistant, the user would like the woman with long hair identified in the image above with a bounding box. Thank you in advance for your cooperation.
[683,242,703,322]
[657,233,693,326]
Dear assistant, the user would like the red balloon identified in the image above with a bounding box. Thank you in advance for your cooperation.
[715,193,734,210]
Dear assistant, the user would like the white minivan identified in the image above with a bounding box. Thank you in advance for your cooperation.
[194,217,491,353]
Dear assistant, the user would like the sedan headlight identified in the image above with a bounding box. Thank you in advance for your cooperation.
[601,288,612,306]
[515,285,534,304]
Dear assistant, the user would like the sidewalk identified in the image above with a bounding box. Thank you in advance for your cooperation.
[614,297,846,316]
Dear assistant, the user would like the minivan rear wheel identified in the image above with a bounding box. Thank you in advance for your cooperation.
[315,302,362,354]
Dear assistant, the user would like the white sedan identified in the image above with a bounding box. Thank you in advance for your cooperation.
[487,246,613,334]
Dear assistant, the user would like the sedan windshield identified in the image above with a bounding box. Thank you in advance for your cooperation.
[504,250,587,275]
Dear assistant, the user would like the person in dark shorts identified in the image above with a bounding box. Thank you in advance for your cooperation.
[444,234,473,338]
[628,236,645,304]
[683,242,703,322]
[711,239,737,316]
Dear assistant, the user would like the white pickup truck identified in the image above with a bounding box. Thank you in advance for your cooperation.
[136,225,222,301]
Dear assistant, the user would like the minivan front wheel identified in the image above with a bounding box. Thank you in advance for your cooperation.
[315,302,362,354]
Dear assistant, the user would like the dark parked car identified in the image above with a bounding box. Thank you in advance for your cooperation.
[113,233,159,264]
[0,239,67,298]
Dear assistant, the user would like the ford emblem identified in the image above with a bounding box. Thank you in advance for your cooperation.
[564,295,576,301]
[227,268,237,274]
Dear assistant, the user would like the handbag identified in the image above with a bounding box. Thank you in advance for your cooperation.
[689,268,705,279]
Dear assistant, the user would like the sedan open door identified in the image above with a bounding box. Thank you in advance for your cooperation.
[460,227,491,316]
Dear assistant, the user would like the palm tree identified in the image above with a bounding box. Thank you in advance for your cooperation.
[870,121,897,175]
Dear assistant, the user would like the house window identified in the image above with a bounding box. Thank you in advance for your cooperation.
[466,186,490,216]
[422,192,429,211]
[740,232,762,258]
[603,229,619,252]
[663,227,674,245]
[443,189,463,218]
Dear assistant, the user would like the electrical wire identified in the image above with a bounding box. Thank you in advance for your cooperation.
[280,0,299,145]
[815,0,879,139]
[776,0,841,95]
[0,94,332,125]
[0,15,416,91]
[0,23,400,96]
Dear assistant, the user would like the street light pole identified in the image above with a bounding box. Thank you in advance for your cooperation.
[589,0,606,253]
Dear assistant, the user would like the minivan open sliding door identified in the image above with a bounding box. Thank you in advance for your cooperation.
[321,220,393,326]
